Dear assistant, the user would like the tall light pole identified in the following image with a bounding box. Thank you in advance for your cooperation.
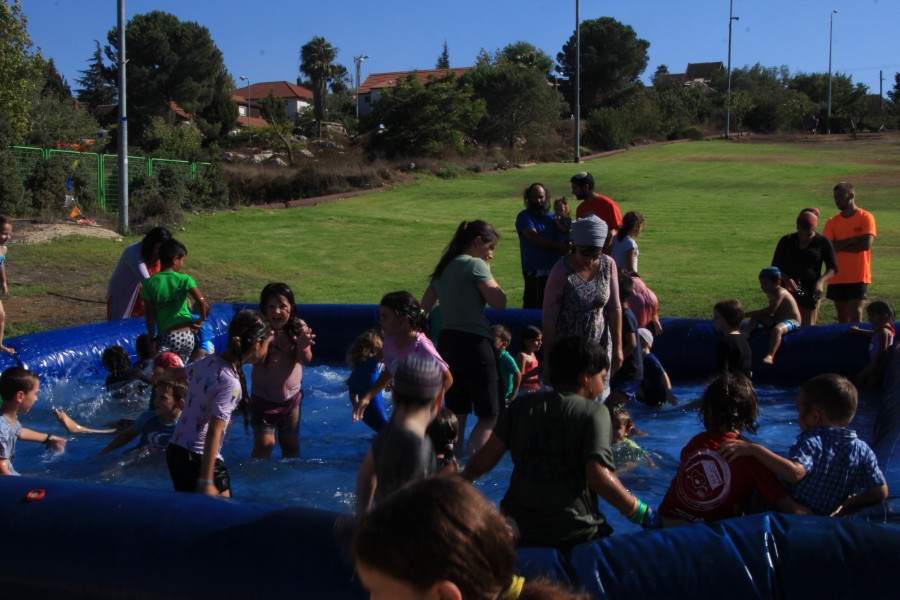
[239,76,251,127]
[117,0,128,233]
[574,0,580,163]
[354,54,369,121]
[726,1,740,139]
[827,9,838,134]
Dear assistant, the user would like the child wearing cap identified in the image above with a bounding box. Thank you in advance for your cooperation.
[635,328,677,406]
[744,266,801,365]
[355,354,443,514]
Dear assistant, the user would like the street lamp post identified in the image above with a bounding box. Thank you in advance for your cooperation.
[239,76,251,128]
[827,9,838,134]
[574,0,580,163]
[354,55,369,121]
[726,1,740,138]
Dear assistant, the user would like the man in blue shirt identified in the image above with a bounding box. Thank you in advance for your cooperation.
[516,183,568,309]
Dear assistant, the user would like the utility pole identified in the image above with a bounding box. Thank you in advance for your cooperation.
[117,0,128,233]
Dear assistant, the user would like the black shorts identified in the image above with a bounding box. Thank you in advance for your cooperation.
[166,443,231,494]
[826,283,868,301]
[438,329,499,419]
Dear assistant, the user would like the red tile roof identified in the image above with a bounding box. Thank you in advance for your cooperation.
[235,115,269,128]
[359,68,472,93]
[233,81,313,101]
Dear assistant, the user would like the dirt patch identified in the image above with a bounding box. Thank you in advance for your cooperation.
[12,220,124,244]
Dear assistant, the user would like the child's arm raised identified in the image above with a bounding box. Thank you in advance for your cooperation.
[292,320,315,365]
[719,438,807,483]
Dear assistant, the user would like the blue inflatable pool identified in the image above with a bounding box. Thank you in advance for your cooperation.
[1,305,898,599]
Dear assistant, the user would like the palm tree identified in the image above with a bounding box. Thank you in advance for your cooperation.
[300,36,338,138]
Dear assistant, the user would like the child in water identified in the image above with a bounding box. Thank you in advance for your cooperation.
[427,407,460,474]
[353,291,452,423]
[1,367,66,475]
[659,372,805,524]
[250,283,315,459]
[346,328,388,432]
[850,300,895,388]
[610,404,656,471]
[515,324,543,396]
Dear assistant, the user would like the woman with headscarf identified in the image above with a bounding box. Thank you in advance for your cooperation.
[542,215,622,400]
[771,208,838,326]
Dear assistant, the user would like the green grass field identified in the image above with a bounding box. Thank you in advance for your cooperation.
[11,135,900,333]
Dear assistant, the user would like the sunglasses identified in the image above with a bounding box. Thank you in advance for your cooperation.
[574,246,601,259]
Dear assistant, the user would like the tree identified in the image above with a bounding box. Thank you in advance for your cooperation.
[557,17,650,111]
[464,62,559,148]
[889,73,900,107]
[300,36,338,138]
[436,41,450,69]
[497,42,554,78]
[329,64,352,94]
[260,91,296,165]
[0,0,42,143]
[75,40,117,113]
[364,73,485,158]
[105,11,232,144]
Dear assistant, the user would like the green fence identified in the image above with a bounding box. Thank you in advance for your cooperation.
[8,147,211,213]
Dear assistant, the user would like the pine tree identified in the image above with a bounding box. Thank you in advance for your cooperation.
[436,41,450,69]
[75,40,116,111]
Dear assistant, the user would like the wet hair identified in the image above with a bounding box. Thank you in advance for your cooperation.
[259,282,304,340]
[0,367,39,403]
[714,299,745,328]
[379,291,427,333]
[157,380,188,403]
[491,323,512,344]
[617,211,644,241]
[800,374,857,426]
[548,336,609,391]
[700,372,759,434]
[426,408,459,471]
[354,475,590,600]
[224,309,271,423]
[135,333,152,361]
[346,328,383,368]
[158,238,187,267]
[523,183,549,207]
[867,300,895,322]
[570,171,595,190]
[521,324,542,344]
[611,404,634,439]
[140,226,172,264]
[102,345,132,385]
[429,220,499,281]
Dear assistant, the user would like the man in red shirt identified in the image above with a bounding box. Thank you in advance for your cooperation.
[571,172,622,253]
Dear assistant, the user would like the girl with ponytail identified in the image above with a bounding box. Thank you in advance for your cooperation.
[166,309,272,497]
[422,220,507,456]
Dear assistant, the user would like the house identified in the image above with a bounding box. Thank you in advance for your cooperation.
[357,67,472,117]
[232,81,314,127]
[657,62,724,87]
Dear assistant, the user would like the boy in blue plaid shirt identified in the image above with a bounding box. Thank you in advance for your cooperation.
[719,373,887,516]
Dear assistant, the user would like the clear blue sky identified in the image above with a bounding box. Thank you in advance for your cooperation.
[18,0,899,97]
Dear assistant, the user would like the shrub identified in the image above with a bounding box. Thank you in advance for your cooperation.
[0,149,29,216]
[584,107,633,151]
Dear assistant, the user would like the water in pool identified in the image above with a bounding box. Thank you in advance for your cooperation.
[12,365,881,534]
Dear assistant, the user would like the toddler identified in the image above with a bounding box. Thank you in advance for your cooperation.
[553,196,572,238]
[635,328,677,406]
[610,404,656,471]
[1,367,66,475]
[515,324,542,395]
[850,300,895,388]
[346,328,388,432]
[744,266,801,365]
[426,407,460,473]
[713,298,752,378]
[720,373,887,516]
[491,324,521,405]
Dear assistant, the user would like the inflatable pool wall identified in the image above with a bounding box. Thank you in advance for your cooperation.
[1,305,898,599]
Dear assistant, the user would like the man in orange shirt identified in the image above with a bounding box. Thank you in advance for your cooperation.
[823,182,876,323]
[571,172,622,253]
